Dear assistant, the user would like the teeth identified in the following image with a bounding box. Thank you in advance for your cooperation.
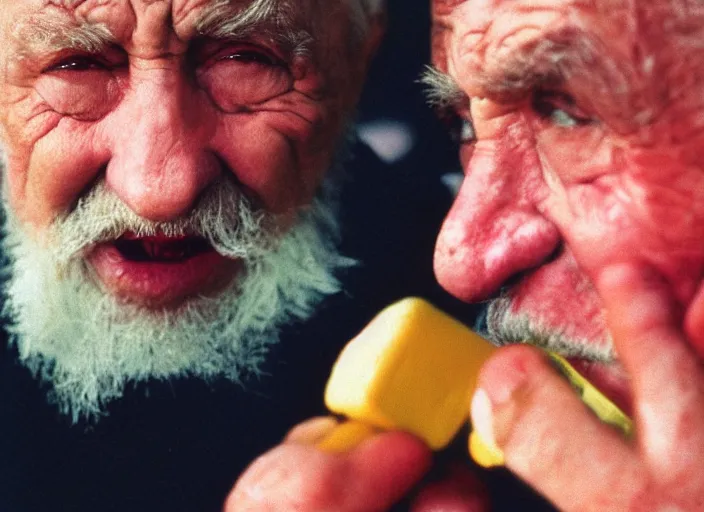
[142,240,190,261]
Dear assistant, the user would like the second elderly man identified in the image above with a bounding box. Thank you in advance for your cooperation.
[230,0,704,510]
[0,1,464,511]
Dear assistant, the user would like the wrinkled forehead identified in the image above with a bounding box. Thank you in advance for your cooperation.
[1,0,372,55]
[430,0,704,113]
[431,0,704,67]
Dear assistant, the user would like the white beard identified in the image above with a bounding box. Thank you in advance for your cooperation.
[1,174,354,423]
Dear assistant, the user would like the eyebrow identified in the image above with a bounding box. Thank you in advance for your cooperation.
[12,0,312,62]
[419,65,467,111]
[465,28,631,101]
[195,0,313,57]
[13,17,116,60]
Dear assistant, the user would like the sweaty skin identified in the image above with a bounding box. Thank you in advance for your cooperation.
[0,0,375,307]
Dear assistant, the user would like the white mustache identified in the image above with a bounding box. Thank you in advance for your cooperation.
[51,179,280,264]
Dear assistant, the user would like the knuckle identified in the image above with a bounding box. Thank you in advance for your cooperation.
[223,445,350,511]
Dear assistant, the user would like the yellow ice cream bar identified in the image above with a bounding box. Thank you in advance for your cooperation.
[324,297,496,450]
[322,297,633,465]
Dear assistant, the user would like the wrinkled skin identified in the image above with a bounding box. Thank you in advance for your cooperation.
[0,0,379,307]
[432,0,704,509]
[432,0,704,379]
[230,1,704,511]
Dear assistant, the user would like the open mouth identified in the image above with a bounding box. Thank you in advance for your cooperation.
[113,234,213,263]
[88,232,239,308]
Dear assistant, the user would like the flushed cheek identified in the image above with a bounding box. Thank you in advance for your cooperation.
[536,124,704,302]
[211,116,311,214]
[211,101,332,213]
[543,170,704,306]
[0,74,115,230]
[534,124,613,185]
[4,121,108,231]
[627,170,704,302]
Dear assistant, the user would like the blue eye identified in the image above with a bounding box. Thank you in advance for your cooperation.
[547,108,580,127]
[532,90,593,127]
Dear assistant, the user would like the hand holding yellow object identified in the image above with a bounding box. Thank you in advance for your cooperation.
[320,297,632,466]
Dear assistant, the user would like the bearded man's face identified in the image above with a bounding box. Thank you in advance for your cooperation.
[0,0,377,421]
[429,0,704,413]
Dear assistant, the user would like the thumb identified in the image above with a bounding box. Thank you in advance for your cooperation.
[470,345,638,511]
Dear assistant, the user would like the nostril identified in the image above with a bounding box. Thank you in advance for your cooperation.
[545,243,563,264]
[499,243,564,294]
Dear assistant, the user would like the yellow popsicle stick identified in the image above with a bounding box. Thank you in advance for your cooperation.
[316,421,379,453]
[546,352,633,438]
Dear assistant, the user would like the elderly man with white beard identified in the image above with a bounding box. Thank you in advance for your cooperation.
[0,1,464,511]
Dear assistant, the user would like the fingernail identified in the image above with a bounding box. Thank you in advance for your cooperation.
[470,389,497,448]
[470,390,505,467]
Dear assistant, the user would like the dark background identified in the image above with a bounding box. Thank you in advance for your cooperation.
[357,0,461,179]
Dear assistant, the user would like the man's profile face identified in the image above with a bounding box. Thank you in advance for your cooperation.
[0,0,376,420]
[430,0,704,410]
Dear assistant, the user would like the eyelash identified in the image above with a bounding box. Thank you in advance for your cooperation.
[44,44,284,75]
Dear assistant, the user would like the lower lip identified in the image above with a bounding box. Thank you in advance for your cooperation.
[88,243,242,308]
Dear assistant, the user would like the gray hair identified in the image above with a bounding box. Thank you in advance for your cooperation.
[346,0,385,39]
[358,0,385,15]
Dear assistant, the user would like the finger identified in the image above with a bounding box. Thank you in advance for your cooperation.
[596,264,704,471]
[410,464,490,512]
[225,431,432,512]
[472,345,643,511]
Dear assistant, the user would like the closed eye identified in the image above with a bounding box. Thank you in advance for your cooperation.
[44,55,107,73]
[217,50,281,67]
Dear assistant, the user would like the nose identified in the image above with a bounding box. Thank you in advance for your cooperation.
[434,142,561,302]
[106,68,220,222]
